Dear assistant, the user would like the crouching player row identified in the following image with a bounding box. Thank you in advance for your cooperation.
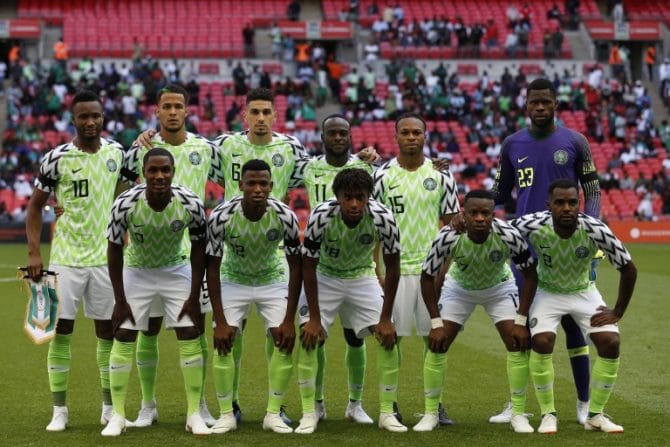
[418,181,636,434]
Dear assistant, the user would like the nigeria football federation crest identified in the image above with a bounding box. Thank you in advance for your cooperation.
[359,233,374,245]
[575,246,590,258]
[423,178,437,191]
[266,228,280,241]
[489,250,503,263]
[299,305,309,316]
[189,152,202,165]
[272,153,285,167]
[553,149,568,165]
[529,317,538,328]
[106,159,118,172]
[170,220,185,232]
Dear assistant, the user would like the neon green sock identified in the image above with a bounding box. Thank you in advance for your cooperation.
[48,333,72,406]
[109,340,134,418]
[589,356,620,414]
[529,350,555,415]
[298,345,317,413]
[232,333,243,402]
[97,338,113,405]
[213,352,234,414]
[315,343,326,401]
[423,350,446,415]
[136,333,158,405]
[507,351,529,415]
[178,339,204,417]
[265,336,274,363]
[267,344,293,413]
[199,333,208,401]
[377,343,399,414]
[346,342,366,401]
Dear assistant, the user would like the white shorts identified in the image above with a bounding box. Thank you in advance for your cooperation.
[49,264,114,320]
[149,279,211,318]
[120,264,196,331]
[393,275,431,336]
[529,287,619,337]
[439,278,518,325]
[298,273,384,338]
[219,281,288,332]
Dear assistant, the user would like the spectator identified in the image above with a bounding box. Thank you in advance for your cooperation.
[243,23,255,57]
[270,22,283,59]
[645,44,656,81]
[287,0,301,21]
[636,192,654,221]
[13,174,33,199]
[12,204,27,222]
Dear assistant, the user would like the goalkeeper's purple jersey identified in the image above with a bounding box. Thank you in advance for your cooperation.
[492,126,600,217]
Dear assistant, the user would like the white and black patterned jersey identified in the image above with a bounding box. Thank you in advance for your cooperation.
[422,218,533,290]
[302,199,400,279]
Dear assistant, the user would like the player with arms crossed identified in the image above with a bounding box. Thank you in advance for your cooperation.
[295,168,405,434]
[415,190,537,433]
[296,114,375,423]
[373,112,460,424]
[513,179,636,434]
[26,90,126,431]
[489,77,602,425]
[206,159,302,434]
[123,84,223,427]
[103,148,210,436]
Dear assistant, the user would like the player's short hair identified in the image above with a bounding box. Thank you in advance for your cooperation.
[332,168,373,197]
[321,114,349,129]
[527,78,557,97]
[157,84,189,105]
[71,89,101,110]
[464,189,495,204]
[241,159,271,176]
[548,178,579,196]
[143,147,175,168]
[395,112,426,132]
[246,87,274,105]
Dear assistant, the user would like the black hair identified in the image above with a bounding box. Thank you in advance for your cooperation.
[157,84,190,105]
[246,87,274,105]
[527,78,557,97]
[395,112,426,132]
[548,178,579,196]
[71,89,101,111]
[143,147,175,167]
[464,189,496,203]
[332,168,373,197]
[241,159,272,176]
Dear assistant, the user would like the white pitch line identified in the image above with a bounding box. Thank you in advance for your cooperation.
[0,277,19,282]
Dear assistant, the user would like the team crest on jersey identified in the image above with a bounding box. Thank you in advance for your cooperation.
[423,178,437,191]
[266,228,280,241]
[189,152,202,165]
[106,159,117,172]
[437,303,443,311]
[489,250,503,263]
[359,233,374,245]
[170,220,185,232]
[272,154,284,167]
[553,149,568,165]
[299,305,309,316]
[575,246,590,258]
[529,317,538,328]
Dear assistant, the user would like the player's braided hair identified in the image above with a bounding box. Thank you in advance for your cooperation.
[332,168,373,197]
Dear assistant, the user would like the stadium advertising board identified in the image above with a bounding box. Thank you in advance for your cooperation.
[276,21,353,40]
[585,20,660,40]
[0,19,41,38]
[608,220,670,243]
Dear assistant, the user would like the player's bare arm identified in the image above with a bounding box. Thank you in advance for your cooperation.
[275,253,302,354]
[25,189,50,281]
[107,241,135,333]
[178,240,206,331]
[375,252,400,350]
[510,264,538,351]
[420,271,449,353]
[206,253,236,355]
[591,261,637,327]
[300,256,325,351]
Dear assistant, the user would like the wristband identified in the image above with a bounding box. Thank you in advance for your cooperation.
[430,317,444,329]
[514,314,528,326]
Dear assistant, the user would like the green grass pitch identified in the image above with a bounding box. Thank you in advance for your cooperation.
[1,243,668,446]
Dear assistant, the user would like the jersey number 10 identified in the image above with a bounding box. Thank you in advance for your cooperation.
[72,179,89,197]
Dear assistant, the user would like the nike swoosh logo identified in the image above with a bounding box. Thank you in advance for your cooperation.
[72,168,83,174]
[315,174,325,178]
[388,184,400,190]
[517,156,529,163]
[229,235,240,239]
[110,365,125,370]
[539,245,550,249]
[131,223,144,228]
[327,239,338,243]
[232,153,242,157]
